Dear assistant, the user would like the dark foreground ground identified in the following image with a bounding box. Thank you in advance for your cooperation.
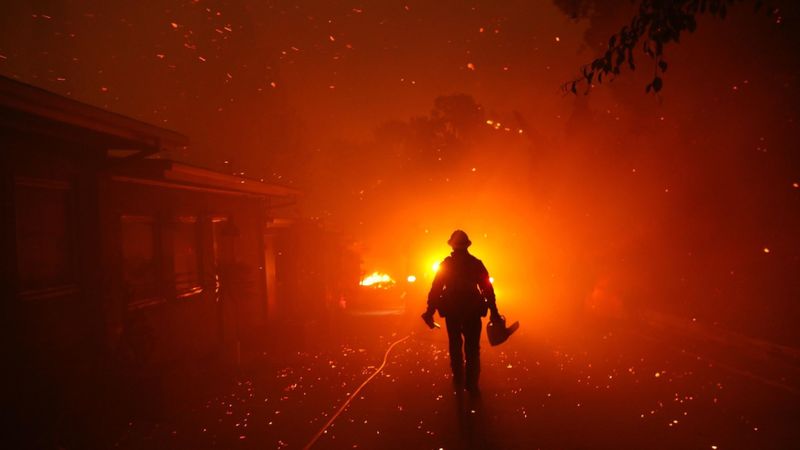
[85,307,800,450]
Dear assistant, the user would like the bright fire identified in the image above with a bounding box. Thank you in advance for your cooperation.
[360,272,395,287]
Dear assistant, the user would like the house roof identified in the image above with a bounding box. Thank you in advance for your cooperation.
[112,159,301,199]
[0,75,188,156]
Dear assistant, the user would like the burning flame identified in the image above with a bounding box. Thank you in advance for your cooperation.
[360,272,395,287]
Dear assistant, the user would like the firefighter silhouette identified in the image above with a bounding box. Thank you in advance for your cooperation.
[421,230,501,395]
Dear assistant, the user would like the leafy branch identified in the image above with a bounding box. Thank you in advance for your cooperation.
[564,0,771,94]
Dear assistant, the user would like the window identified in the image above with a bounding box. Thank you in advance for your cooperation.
[211,217,236,266]
[14,177,76,297]
[120,215,160,305]
[172,216,202,298]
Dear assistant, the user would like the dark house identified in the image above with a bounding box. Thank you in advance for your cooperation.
[0,76,298,446]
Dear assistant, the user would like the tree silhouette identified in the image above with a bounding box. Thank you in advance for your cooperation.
[373,94,486,173]
[558,0,774,94]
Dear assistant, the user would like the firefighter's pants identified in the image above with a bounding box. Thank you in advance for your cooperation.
[445,314,482,388]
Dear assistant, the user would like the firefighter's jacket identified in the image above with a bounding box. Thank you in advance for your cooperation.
[427,250,496,318]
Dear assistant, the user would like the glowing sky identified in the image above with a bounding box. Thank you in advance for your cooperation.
[2,1,799,343]
[0,1,589,167]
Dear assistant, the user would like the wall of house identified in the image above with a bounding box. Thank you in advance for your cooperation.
[2,117,280,440]
[1,126,108,444]
[100,176,270,373]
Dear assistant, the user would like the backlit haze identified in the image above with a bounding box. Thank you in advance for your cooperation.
[3,0,799,345]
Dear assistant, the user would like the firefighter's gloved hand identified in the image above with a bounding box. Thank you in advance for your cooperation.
[490,310,503,324]
[421,311,437,329]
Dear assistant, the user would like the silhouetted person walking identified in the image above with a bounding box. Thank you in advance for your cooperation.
[422,230,501,395]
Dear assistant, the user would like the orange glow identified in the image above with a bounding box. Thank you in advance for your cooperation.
[360,272,394,287]
[4,5,800,448]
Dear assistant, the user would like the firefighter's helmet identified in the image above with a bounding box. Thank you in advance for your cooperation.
[447,229,472,249]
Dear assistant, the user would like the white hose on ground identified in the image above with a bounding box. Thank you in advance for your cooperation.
[302,334,411,450]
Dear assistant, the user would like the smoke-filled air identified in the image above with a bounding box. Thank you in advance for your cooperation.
[2,1,799,449]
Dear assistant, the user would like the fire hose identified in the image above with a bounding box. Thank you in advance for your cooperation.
[302,334,411,449]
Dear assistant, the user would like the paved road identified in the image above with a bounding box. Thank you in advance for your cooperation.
[111,312,799,449]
